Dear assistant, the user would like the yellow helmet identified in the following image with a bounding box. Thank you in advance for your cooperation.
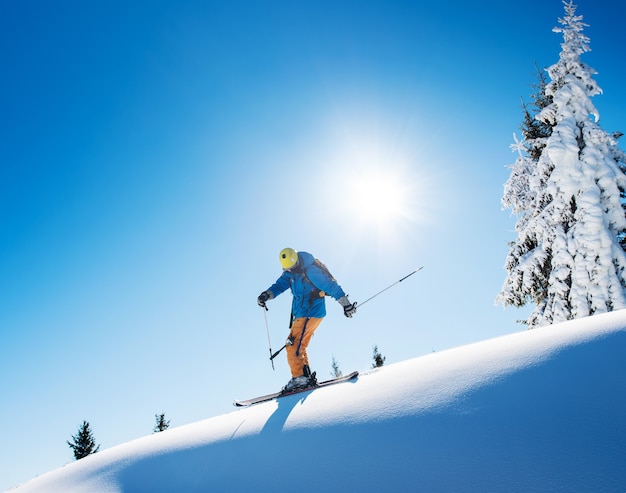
[279,247,298,270]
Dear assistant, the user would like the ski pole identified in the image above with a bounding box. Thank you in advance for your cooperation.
[270,344,286,361]
[358,266,423,308]
[262,306,275,371]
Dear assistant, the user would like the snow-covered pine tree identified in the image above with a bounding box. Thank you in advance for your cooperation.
[497,1,626,327]
[67,420,100,460]
[522,64,554,159]
[497,68,555,322]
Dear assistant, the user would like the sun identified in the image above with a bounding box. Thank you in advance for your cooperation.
[314,111,435,242]
[350,172,406,222]
[345,169,412,227]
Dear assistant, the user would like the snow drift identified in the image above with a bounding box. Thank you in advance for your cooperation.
[9,310,626,492]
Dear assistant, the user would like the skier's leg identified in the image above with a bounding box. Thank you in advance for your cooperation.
[286,317,323,377]
[297,317,322,370]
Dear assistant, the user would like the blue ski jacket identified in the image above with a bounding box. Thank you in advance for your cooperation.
[267,251,346,319]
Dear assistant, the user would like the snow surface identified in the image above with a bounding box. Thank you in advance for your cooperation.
[8,310,626,492]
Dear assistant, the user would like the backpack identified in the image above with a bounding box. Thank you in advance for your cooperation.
[303,259,335,298]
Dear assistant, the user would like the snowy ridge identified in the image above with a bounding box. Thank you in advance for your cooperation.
[9,310,626,492]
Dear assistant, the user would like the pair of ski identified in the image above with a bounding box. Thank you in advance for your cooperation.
[234,370,358,407]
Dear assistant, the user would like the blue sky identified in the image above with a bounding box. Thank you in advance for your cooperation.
[1,0,625,489]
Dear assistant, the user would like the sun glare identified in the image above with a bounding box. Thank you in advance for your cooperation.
[340,167,418,234]
[351,172,407,222]
[317,110,437,244]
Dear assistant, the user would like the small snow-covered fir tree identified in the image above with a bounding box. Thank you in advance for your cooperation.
[372,345,386,368]
[330,355,343,378]
[497,1,626,327]
[67,420,100,460]
[153,413,170,433]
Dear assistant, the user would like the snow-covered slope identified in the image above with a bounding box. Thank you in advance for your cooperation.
[9,311,626,492]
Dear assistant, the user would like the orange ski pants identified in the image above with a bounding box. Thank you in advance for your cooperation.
[286,317,323,378]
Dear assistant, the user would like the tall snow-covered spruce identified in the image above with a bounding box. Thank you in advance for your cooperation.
[497,1,626,327]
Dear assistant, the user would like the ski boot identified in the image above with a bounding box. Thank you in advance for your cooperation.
[281,376,309,393]
[281,365,318,394]
[303,364,318,387]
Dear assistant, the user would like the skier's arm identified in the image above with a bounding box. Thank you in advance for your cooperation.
[307,265,356,317]
[267,271,291,298]
[306,265,346,300]
[258,272,290,308]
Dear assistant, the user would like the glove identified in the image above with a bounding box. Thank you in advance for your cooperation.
[338,296,357,318]
[257,290,273,308]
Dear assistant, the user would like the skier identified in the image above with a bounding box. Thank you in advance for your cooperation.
[257,248,357,392]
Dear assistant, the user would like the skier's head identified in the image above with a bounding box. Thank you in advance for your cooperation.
[279,248,298,270]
